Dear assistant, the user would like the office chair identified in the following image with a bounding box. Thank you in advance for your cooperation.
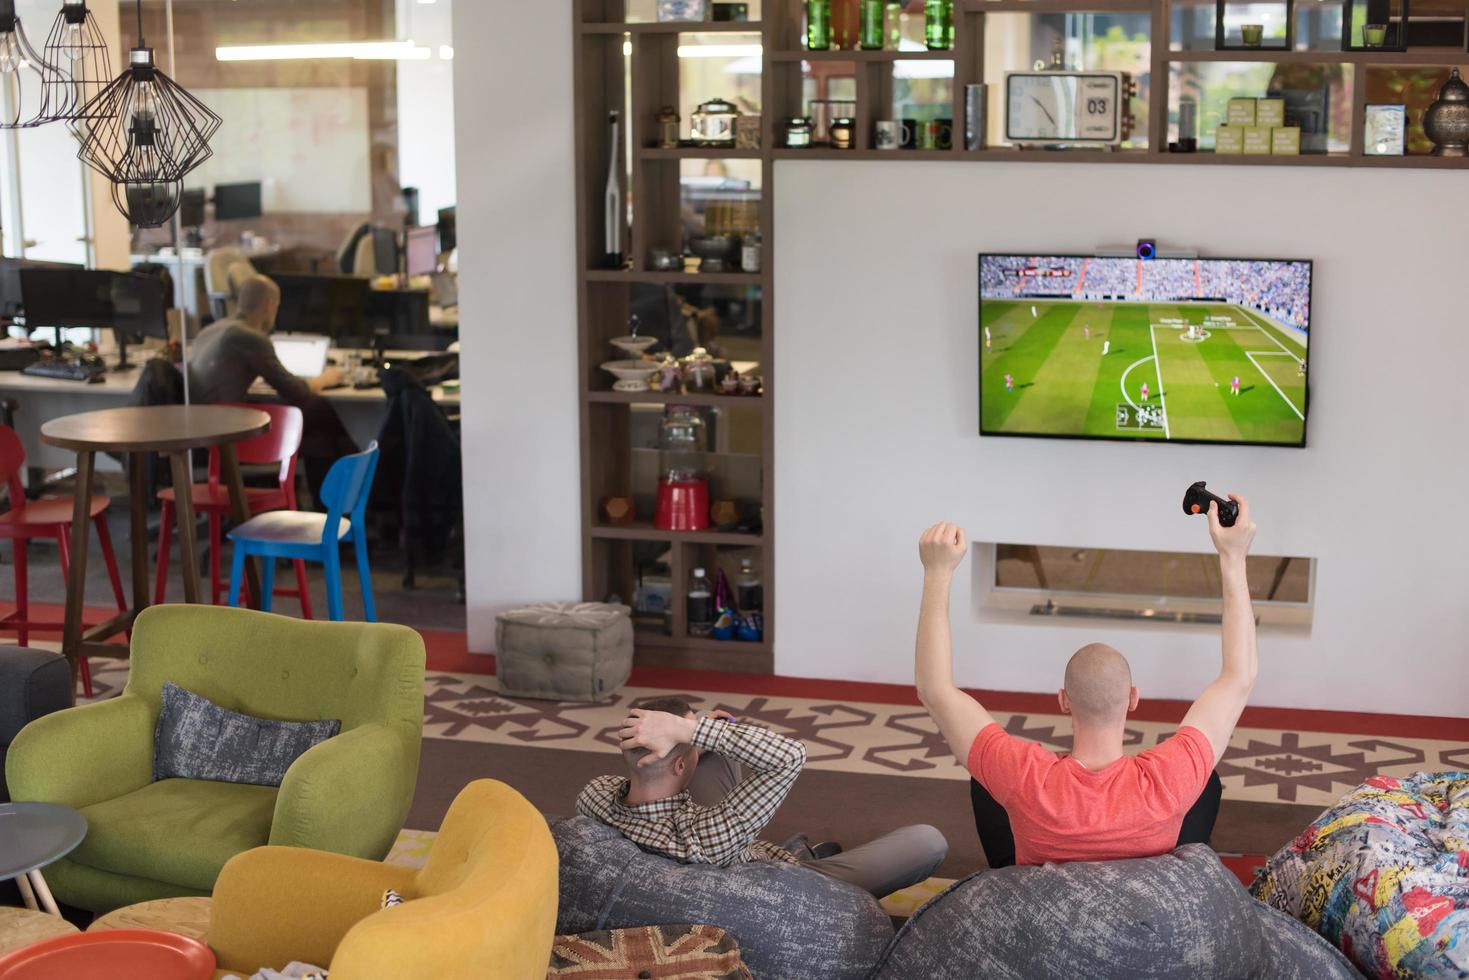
[205,247,254,319]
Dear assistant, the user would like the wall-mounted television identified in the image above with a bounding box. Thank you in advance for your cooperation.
[979,253,1312,447]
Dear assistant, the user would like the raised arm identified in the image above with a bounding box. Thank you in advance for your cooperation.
[915,523,996,764]
[1180,495,1259,763]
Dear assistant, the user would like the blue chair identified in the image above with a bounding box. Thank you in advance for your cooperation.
[227,443,381,622]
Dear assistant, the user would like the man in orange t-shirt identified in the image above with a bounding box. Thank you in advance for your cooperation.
[913,495,1257,867]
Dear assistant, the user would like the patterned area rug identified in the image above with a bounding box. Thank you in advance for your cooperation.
[72,659,1465,809]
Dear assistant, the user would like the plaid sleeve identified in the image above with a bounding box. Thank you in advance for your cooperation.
[575,774,623,821]
[681,718,806,866]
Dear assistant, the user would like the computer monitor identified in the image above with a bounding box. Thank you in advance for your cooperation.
[179,189,207,228]
[273,273,370,340]
[0,258,82,320]
[370,226,399,277]
[405,226,438,277]
[214,181,263,221]
[19,267,168,367]
[271,334,331,378]
[366,288,447,351]
[437,207,456,253]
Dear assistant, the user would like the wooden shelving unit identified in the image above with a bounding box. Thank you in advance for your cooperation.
[574,0,775,676]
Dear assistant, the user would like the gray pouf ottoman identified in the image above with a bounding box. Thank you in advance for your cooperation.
[551,816,893,980]
[495,602,632,702]
[0,646,72,803]
[867,844,1363,980]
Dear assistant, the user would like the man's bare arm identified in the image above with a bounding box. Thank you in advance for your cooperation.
[915,523,997,764]
[1181,495,1259,763]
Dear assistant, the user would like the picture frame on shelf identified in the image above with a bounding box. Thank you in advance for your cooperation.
[1363,104,1407,155]
[1341,0,1409,51]
[1215,0,1294,50]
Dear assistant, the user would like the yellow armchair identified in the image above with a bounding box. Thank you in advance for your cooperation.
[209,779,558,980]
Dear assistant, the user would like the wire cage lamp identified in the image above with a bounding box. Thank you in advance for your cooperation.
[0,0,65,128]
[74,1,221,227]
[39,0,111,122]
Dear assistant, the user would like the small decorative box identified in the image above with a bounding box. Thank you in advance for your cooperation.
[1215,125,1244,155]
[1256,98,1285,128]
[1242,126,1273,155]
[1226,98,1258,126]
[1270,126,1301,155]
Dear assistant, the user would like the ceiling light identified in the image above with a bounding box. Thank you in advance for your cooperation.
[215,40,432,62]
[0,0,65,129]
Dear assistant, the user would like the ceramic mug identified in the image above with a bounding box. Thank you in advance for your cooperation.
[900,118,918,149]
[935,117,953,150]
[874,120,901,150]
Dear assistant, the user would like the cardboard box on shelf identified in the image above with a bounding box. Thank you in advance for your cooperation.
[1256,98,1285,128]
[1215,125,1244,155]
[1242,126,1273,155]
[1227,98,1258,126]
[1271,126,1301,155]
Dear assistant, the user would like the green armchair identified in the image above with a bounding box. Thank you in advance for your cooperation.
[4,605,425,914]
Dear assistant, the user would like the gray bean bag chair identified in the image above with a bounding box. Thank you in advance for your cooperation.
[0,646,72,804]
[867,844,1363,980]
[551,816,894,980]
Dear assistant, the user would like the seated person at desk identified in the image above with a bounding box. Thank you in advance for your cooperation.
[188,274,356,498]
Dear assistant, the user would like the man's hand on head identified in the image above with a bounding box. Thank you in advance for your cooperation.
[1207,494,1256,564]
[919,522,968,579]
[619,709,699,767]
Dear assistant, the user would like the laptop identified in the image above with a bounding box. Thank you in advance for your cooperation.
[272,334,330,378]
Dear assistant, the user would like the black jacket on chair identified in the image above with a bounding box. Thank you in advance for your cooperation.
[375,367,462,576]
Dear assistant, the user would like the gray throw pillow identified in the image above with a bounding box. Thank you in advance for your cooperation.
[153,682,340,787]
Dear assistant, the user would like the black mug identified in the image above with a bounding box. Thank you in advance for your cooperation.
[900,118,918,149]
[936,117,953,150]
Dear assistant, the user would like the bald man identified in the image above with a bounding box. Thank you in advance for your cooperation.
[914,496,1257,867]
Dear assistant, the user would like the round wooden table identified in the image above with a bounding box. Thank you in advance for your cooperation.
[41,406,272,683]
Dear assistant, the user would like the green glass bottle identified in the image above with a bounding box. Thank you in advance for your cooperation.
[807,0,832,50]
[924,0,953,50]
[859,0,884,49]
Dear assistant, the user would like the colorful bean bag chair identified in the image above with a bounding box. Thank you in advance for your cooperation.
[868,843,1361,979]
[1252,771,1469,980]
[550,816,893,980]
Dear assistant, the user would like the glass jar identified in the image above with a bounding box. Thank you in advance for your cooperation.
[830,117,856,149]
[659,407,708,483]
[682,346,717,392]
[691,98,739,146]
[784,117,813,148]
[806,0,832,49]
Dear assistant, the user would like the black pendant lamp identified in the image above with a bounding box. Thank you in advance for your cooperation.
[73,0,220,227]
[40,0,110,122]
[0,0,65,128]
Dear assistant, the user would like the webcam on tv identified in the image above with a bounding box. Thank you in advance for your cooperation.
[1136,239,1157,261]
[1182,481,1238,527]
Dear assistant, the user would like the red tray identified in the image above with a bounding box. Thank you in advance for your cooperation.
[0,928,216,979]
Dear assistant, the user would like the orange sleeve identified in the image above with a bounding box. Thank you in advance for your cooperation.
[1137,726,1215,808]
[966,723,1041,807]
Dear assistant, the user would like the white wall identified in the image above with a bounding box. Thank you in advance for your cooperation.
[774,160,1469,716]
[452,0,582,654]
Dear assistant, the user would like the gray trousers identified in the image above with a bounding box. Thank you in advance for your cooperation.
[688,751,948,898]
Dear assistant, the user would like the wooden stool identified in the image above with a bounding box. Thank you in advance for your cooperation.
[0,905,79,956]
[87,896,212,943]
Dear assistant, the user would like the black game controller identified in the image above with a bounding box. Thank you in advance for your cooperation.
[1183,481,1238,527]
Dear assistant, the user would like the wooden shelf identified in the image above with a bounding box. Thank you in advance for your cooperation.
[581,21,763,33]
[768,146,1469,168]
[639,146,763,159]
[1167,47,1468,65]
[770,49,957,61]
[637,631,770,654]
[584,269,764,285]
[587,390,767,407]
[590,523,765,545]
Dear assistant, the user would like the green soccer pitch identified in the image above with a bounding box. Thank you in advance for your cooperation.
[980,300,1308,445]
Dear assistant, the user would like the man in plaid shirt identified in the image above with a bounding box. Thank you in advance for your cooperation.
[577,697,947,897]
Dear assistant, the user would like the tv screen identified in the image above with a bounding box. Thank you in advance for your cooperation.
[979,253,1311,447]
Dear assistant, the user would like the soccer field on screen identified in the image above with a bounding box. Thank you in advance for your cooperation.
[980,300,1308,445]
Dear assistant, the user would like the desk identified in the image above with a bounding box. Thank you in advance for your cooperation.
[0,360,461,480]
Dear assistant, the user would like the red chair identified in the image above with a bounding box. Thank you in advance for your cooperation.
[0,425,127,698]
[154,403,313,617]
